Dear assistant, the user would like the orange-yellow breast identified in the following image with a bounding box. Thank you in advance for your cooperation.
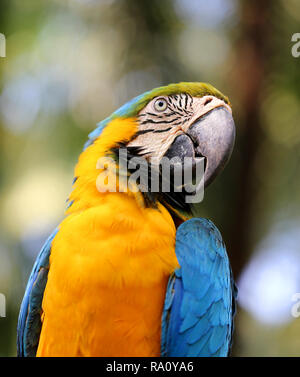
[36,118,179,356]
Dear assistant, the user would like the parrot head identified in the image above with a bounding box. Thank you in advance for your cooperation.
[83,82,235,221]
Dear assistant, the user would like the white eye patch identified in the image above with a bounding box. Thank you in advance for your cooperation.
[153,98,168,112]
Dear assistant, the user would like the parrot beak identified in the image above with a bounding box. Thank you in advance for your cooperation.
[187,106,235,188]
[163,105,235,193]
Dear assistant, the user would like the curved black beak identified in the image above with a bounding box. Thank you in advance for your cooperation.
[187,106,235,187]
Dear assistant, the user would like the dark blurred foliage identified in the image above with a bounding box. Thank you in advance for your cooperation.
[0,0,300,356]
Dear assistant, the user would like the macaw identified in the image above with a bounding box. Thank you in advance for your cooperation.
[17,82,237,357]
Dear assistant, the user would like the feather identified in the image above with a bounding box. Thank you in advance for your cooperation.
[17,228,58,356]
[161,218,237,357]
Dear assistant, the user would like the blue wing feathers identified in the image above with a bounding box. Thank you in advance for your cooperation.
[17,228,58,357]
[161,218,237,357]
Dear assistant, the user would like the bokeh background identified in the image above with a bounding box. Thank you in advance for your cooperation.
[0,0,300,357]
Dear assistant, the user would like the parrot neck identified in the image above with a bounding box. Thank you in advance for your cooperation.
[66,117,190,227]
[66,117,138,214]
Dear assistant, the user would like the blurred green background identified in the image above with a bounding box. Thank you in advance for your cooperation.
[0,0,300,357]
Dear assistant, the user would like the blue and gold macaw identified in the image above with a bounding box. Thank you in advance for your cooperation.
[17,82,237,357]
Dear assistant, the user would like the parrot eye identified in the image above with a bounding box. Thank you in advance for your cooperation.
[154,98,168,112]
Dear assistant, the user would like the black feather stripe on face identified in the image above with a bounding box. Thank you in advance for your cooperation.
[138,94,193,131]
[109,142,192,215]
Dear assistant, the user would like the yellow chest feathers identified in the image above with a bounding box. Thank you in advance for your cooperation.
[37,118,179,356]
